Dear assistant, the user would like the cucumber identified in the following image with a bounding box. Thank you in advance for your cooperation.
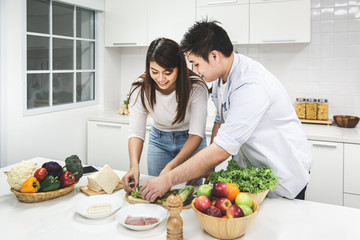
[161,186,194,206]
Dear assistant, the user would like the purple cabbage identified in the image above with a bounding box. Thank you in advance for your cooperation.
[42,161,63,178]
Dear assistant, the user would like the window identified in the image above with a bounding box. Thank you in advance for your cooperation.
[26,0,96,113]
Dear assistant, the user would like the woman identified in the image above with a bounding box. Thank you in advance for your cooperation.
[122,38,209,193]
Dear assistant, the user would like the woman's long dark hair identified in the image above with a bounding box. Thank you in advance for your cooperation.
[130,38,207,125]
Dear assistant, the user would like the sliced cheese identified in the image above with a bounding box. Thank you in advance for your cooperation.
[86,202,112,214]
[87,172,103,192]
[90,164,120,194]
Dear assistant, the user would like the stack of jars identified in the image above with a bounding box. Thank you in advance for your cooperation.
[295,98,328,120]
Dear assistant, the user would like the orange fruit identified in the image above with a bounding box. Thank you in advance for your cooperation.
[226,183,240,202]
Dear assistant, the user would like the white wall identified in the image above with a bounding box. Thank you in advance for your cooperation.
[104,0,360,118]
[0,0,105,167]
[0,0,6,168]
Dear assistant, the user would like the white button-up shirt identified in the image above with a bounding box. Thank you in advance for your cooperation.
[212,53,312,199]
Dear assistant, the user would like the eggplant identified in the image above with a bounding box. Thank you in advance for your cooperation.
[42,161,63,178]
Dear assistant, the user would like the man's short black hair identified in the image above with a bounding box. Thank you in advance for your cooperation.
[180,19,233,62]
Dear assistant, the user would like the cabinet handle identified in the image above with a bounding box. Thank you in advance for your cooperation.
[113,43,137,46]
[207,0,237,5]
[312,143,337,148]
[261,39,297,43]
[96,122,122,128]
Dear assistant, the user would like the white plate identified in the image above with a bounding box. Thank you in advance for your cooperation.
[115,204,168,231]
[74,195,123,219]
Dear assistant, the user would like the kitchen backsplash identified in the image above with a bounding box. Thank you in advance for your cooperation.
[104,0,360,118]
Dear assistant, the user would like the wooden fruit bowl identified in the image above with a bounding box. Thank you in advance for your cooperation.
[191,198,259,239]
[10,182,78,203]
[243,189,269,205]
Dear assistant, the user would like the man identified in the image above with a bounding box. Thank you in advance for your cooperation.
[140,20,312,201]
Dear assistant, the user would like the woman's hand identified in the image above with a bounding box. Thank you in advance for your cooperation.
[122,167,140,194]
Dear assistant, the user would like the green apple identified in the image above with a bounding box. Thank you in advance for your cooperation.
[197,184,213,200]
[238,204,253,216]
[235,193,252,207]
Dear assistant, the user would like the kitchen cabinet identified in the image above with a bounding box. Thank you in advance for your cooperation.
[305,140,343,206]
[249,0,310,44]
[87,120,149,174]
[104,0,147,47]
[196,0,249,44]
[344,143,360,195]
[148,0,195,44]
[105,0,195,46]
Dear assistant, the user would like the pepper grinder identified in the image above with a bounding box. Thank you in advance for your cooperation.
[166,193,183,240]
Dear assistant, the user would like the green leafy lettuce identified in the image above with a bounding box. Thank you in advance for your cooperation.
[208,160,278,194]
[131,187,141,198]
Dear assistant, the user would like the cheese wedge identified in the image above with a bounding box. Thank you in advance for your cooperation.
[87,164,120,194]
[87,172,102,192]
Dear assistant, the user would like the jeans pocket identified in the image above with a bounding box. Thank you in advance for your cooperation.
[150,127,160,140]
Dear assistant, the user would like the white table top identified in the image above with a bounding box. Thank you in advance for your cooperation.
[2,157,360,240]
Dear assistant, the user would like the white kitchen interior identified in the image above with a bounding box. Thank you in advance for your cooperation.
[1,0,360,210]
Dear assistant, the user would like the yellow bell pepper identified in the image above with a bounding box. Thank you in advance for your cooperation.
[20,177,40,193]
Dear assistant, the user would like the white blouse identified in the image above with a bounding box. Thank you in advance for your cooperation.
[128,77,209,141]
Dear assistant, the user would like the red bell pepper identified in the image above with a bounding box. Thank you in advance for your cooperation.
[59,171,78,188]
[34,168,48,182]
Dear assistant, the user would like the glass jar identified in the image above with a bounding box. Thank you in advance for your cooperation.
[306,98,317,120]
[295,98,306,119]
[317,99,328,120]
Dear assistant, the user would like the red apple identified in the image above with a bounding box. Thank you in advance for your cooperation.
[205,206,222,218]
[226,204,244,218]
[214,197,232,215]
[195,196,211,213]
[213,182,228,198]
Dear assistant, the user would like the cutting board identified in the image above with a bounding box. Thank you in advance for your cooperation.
[125,192,193,210]
[80,181,124,196]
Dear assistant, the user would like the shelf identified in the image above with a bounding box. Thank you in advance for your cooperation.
[300,119,332,126]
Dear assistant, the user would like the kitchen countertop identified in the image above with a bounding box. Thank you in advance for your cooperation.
[1,157,360,240]
[88,112,360,144]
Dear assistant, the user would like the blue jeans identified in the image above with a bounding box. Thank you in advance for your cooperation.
[147,126,207,183]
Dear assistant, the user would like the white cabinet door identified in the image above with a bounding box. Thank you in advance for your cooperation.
[148,0,195,44]
[104,0,147,47]
[87,120,150,174]
[344,143,360,195]
[196,1,249,44]
[305,140,343,205]
[344,193,360,209]
[87,121,130,171]
[249,0,310,44]
[139,126,151,175]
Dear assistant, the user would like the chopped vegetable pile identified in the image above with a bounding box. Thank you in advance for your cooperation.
[208,160,278,194]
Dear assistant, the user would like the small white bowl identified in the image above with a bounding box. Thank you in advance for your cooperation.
[74,195,123,219]
[115,204,168,231]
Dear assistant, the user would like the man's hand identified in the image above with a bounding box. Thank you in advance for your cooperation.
[186,168,214,185]
[140,175,171,202]
[159,165,172,176]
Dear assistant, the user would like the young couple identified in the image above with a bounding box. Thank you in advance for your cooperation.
[122,20,312,201]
